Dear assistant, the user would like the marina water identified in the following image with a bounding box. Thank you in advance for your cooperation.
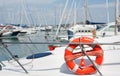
[0,31,50,61]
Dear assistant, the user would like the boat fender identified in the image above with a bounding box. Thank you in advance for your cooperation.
[48,45,59,51]
[64,37,104,75]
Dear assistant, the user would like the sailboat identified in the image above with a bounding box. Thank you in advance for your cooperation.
[56,0,120,42]
[54,0,105,42]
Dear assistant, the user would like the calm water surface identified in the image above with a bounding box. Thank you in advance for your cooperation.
[0,31,52,61]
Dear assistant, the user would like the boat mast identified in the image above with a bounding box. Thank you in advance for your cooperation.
[83,0,87,26]
[115,0,119,35]
[106,0,110,24]
[74,1,77,26]
[55,0,69,39]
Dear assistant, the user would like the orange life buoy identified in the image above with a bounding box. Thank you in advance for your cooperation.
[64,37,104,75]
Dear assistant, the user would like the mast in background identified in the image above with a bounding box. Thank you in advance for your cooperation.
[74,1,77,26]
[55,0,69,39]
[115,0,119,35]
[83,0,87,26]
[106,0,110,24]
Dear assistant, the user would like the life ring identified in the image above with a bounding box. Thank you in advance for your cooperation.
[64,37,104,75]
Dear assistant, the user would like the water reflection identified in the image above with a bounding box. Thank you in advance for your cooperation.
[0,31,49,61]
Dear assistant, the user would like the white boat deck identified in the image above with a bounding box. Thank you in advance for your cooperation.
[1,35,120,76]
[0,46,120,76]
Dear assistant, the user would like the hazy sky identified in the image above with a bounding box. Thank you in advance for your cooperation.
[0,0,119,25]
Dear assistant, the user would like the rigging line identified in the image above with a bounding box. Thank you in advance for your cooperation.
[18,37,35,66]
[26,0,35,25]
[88,7,93,21]
[55,0,69,39]
[28,36,40,52]
[19,36,34,55]
[0,33,117,39]
[65,0,75,28]
[0,35,113,39]
[0,35,44,39]
[22,0,31,25]
[7,38,34,71]
[1,42,120,45]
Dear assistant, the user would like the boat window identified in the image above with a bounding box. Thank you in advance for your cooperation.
[76,30,92,33]
[88,30,91,32]
[104,25,114,32]
[85,30,87,32]
[97,26,105,31]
